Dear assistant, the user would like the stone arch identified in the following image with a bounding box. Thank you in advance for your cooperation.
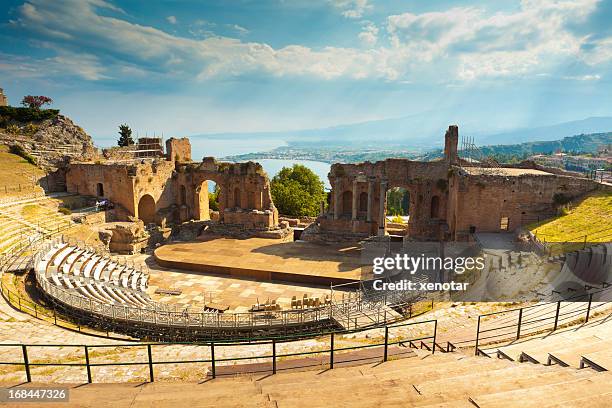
[341,190,352,216]
[137,194,156,225]
[431,195,440,219]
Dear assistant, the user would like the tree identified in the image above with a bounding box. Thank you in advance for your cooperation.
[117,124,135,147]
[21,95,53,109]
[271,164,326,217]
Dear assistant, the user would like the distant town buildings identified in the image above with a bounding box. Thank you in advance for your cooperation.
[530,151,612,172]
[0,88,8,106]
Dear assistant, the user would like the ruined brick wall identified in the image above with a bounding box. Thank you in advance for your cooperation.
[166,137,192,162]
[66,160,176,225]
[320,158,450,240]
[66,153,278,230]
[175,158,278,229]
[449,169,599,239]
[66,163,137,214]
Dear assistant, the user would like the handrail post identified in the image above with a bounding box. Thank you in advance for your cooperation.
[474,315,481,356]
[432,320,437,355]
[329,333,334,369]
[84,346,92,383]
[383,325,389,362]
[147,344,154,382]
[586,293,593,323]
[516,309,523,340]
[553,301,561,331]
[272,340,276,374]
[210,343,216,379]
[22,345,31,383]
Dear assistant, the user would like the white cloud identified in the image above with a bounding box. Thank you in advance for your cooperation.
[358,22,378,47]
[166,15,177,25]
[562,74,601,81]
[330,0,372,19]
[228,24,249,35]
[7,0,612,84]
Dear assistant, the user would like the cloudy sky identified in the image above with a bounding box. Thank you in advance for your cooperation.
[1,0,612,144]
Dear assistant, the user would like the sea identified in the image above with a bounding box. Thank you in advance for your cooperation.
[95,135,332,191]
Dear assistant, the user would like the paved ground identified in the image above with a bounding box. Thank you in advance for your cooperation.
[154,238,371,286]
[145,267,337,312]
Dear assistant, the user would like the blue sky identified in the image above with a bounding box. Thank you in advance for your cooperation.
[1,0,612,145]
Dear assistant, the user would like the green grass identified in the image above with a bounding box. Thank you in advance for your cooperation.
[0,145,45,196]
[529,190,612,243]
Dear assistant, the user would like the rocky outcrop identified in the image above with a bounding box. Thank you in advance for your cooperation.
[0,113,96,172]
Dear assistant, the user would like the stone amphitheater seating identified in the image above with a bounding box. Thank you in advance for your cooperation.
[482,317,612,372]
[32,350,611,407]
[38,242,152,309]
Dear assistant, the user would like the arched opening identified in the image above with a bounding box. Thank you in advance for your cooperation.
[341,190,352,216]
[430,195,440,219]
[180,185,187,205]
[137,194,156,225]
[386,187,410,236]
[197,180,220,221]
[234,187,241,208]
[96,183,104,197]
[359,191,368,213]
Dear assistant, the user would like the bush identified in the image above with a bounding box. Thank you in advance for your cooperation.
[553,193,571,206]
[23,123,39,135]
[0,106,59,122]
[5,124,20,134]
[9,144,36,165]
[58,207,72,215]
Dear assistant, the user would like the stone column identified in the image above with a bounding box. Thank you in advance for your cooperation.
[333,177,341,220]
[367,179,374,222]
[351,179,358,220]
[378,180,387,236]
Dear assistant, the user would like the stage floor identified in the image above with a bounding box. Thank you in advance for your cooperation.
[153,238,372,286]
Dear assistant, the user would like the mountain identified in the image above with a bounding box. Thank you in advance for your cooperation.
[421,132,612,162]
[191,115,612,151]
[473,117,612,145]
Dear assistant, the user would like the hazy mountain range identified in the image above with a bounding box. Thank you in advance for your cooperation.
[192,116,612,151]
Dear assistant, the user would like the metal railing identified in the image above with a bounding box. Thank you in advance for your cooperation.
[0,319,438,383]
[473,284,612,355]
[1,230,418,340]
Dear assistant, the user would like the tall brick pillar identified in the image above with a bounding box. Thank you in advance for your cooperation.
[444,125,459,165]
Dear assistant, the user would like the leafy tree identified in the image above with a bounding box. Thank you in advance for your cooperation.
[117,124,135,147]
[208,184,220,211]
[21,95,53,109]
[271,164,326,217]
[387,187,409,216]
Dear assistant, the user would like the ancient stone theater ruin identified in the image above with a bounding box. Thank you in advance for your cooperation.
[307,126,601,242]
[66,137,279,232]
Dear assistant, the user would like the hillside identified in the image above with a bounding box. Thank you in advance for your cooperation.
[0,106,95,171]
[528,191,612,252]
[420,132,612,163]
[0,144,46,197]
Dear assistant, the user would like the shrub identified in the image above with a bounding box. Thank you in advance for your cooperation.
[553,193,571,206]
[0,106,59,122]
[6,124,20,134]
[23,123,39,135]
[9,144,36,165]
[58,207,72,215]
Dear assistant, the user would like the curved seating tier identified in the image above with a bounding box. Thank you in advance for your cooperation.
[37,242,152,309]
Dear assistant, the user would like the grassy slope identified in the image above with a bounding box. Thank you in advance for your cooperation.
[0,145,45,196]
[529,190,612,242]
